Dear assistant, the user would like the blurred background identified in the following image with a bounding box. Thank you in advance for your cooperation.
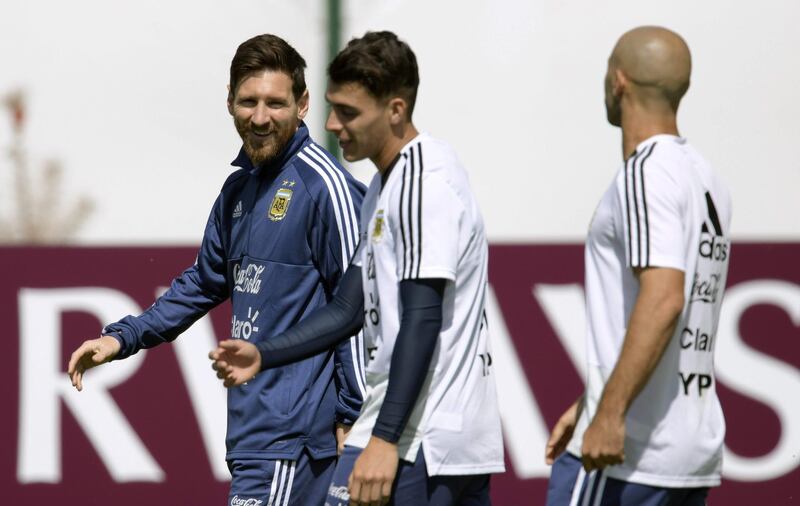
[1,1,798,504]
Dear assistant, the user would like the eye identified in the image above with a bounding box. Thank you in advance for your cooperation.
[237,98,257,107]
[268,100,287,109]
[336,107,358,121]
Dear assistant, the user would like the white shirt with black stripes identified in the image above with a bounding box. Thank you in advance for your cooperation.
[568,134,732,487]
[347,132,505,476]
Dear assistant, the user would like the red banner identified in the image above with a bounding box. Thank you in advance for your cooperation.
[1,245,798,505]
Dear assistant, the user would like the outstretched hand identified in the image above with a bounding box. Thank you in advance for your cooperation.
[67,335,121,391]
[209,339,261,387]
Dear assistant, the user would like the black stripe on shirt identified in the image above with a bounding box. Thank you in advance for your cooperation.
[625,150,643,266]
[638,142,657,266]
[415,143,424,278]
[406,146,416,278]
[398,153,409,276]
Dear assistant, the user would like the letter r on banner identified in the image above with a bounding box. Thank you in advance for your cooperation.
[17,288,164,483]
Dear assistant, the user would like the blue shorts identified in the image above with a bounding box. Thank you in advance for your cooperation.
[326,445,491,506]
[546,453,709,506]
[227,450,335,506]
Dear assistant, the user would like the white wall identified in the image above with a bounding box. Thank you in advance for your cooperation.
[1,0,797,244]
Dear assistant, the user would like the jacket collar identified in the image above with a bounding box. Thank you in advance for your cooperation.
[230,121,310,176]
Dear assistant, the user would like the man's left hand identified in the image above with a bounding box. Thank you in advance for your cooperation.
[348,436,398,505]
[580,413,625,472]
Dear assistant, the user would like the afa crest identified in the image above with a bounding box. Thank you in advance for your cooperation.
[269,188,293,221]
[372,209,385,243]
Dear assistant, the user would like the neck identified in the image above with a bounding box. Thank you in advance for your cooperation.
[372,123,419,173]
[620,102,679,159]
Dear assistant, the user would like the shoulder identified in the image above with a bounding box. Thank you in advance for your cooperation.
[398,134,469,189]
[290,141,366,217]
[626,138,692,195]
[385,134,470,215]
[408,134,463,174]
[220,167,251,193]
[293,141,365,194]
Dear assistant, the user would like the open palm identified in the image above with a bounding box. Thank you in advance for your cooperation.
[209,339,261,387]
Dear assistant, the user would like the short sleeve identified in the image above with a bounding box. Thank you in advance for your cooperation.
[394,165,463,281]
[620,145,687,271]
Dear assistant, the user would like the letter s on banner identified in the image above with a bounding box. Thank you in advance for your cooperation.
[716,280,800,481]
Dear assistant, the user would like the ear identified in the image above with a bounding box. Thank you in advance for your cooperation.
[387,97,408,126]
[227,84,234,116]
[613,68,628,97]
[296,89,310,120]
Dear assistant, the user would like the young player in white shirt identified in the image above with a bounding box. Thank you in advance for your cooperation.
[544,26,731,506]
[210,31,504,506]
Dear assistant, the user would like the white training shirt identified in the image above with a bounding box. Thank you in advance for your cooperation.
[567,134,732,487]
[347,133,505,476]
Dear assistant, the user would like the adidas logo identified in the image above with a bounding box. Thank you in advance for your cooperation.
[698,191,728,262]
[233,201,243,219]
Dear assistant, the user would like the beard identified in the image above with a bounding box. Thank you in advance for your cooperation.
[235,117,297,167]
[605,99,622,127]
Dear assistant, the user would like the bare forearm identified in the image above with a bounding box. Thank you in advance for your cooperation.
[596,268,684,418]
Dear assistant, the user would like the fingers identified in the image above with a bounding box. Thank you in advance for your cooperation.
[71,364,84,391]
[225,371,250,388]
[67,340,100,391]
[581,449,624,472]
[348,466,393,505]
[545,414,575,464]
[67,341,93,375]
[545,440,564,465]
[545,427,565,464]
[380,478,392,504]
[348,471,360,505]
[218,339,241,352]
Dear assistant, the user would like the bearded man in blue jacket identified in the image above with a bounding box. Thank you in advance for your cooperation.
[67,34,366,506]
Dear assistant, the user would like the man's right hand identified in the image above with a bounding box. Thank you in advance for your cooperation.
[67,335,121,391]
[209,339,261,387]
[545,395,584,465]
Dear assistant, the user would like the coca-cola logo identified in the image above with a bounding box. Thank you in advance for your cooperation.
[690,272,721,304]
[233,263,264,295]
[328,485,349,501]
[230,495,263,506]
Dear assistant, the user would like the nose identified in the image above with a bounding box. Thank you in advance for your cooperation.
[251,103,270,128]
[325,108,341,134]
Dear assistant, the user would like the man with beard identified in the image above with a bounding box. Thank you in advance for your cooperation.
[68,34,367,506]
[544,26,731,505]
[210,31,505,506]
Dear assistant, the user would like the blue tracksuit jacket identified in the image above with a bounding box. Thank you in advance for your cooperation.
[105,123,367,461]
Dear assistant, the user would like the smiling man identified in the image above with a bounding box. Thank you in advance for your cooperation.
[68,34,366,506]
[210,31,505,506]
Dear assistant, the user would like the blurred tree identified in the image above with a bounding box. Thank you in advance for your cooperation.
[1,90,94,243]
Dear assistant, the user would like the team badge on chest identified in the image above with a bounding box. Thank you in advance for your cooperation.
[372,209,385,243]
[268,188,293,221]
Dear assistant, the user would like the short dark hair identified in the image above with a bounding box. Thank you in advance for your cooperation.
[328,31,419,117]
[230,34,307,100]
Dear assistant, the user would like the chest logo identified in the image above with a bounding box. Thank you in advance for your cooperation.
[372,209,385,243]
[268,188,293,221]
